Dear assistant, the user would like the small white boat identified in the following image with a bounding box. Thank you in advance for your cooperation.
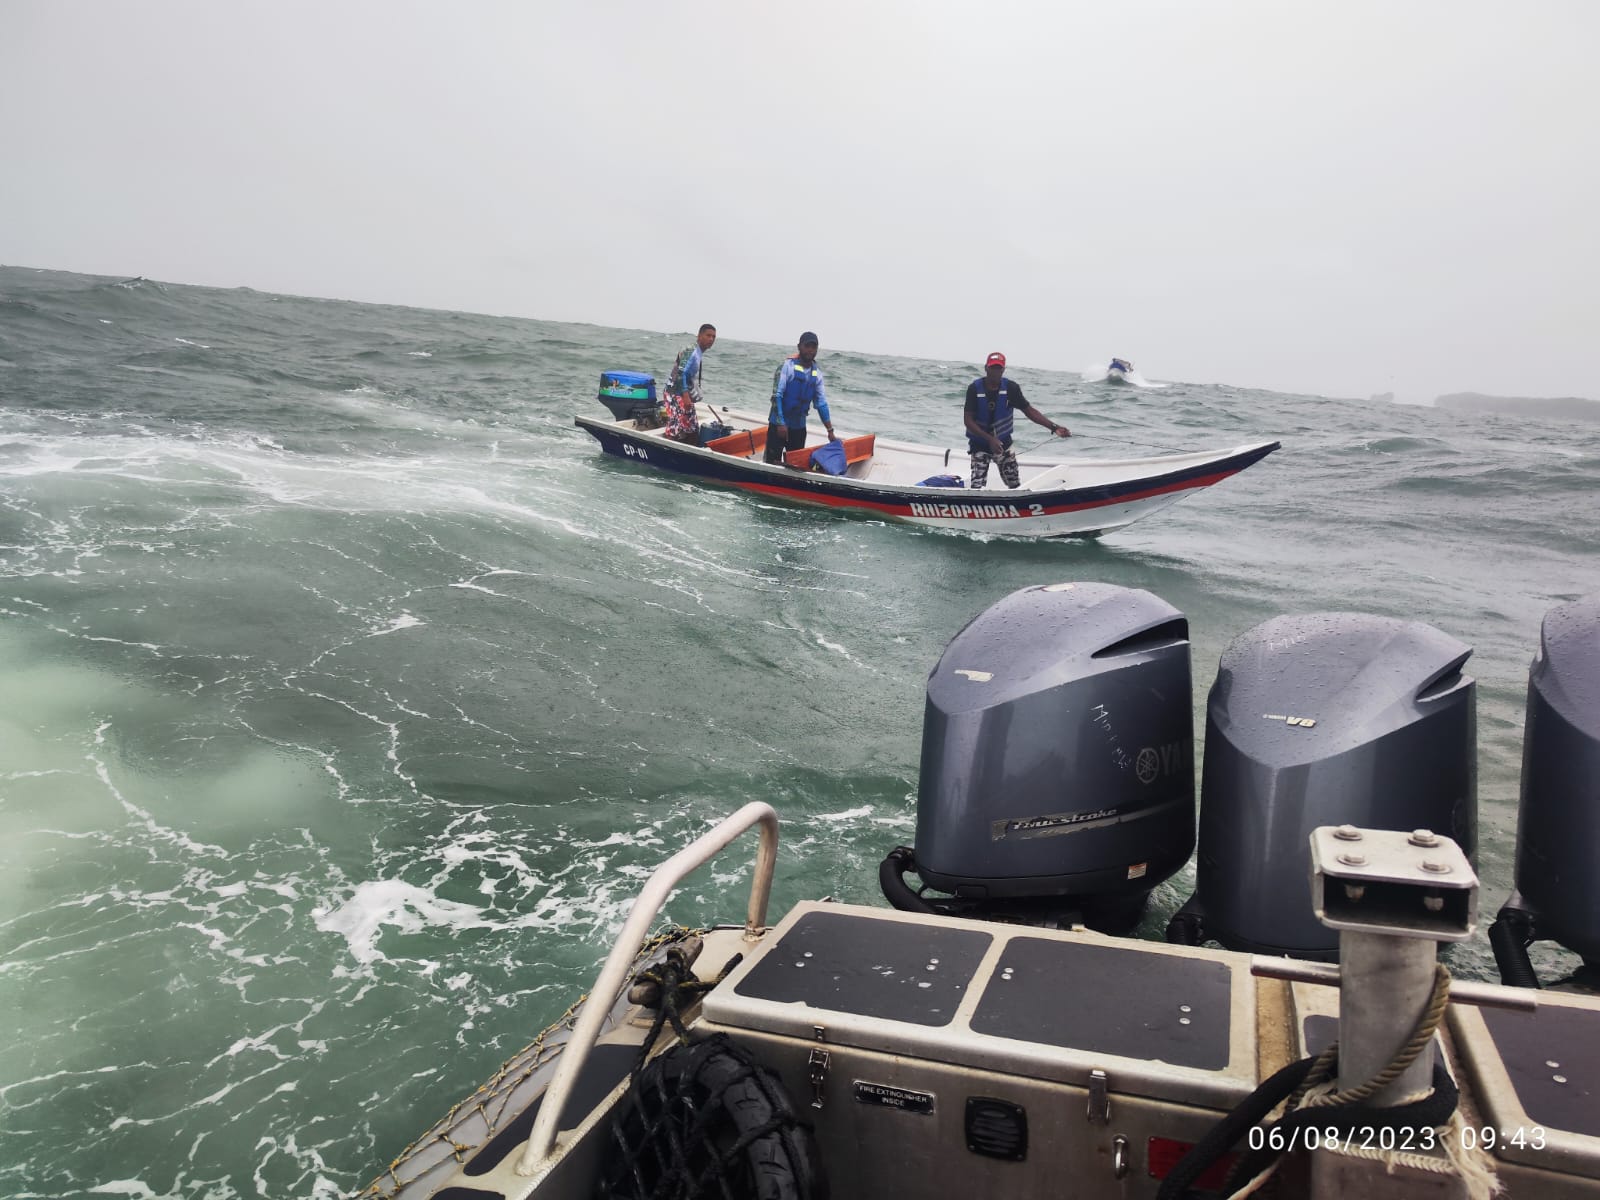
[577,396,1277,539]
[1083,360,1168,389]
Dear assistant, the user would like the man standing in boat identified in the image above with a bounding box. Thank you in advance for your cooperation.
[964,352,1070,488]
[663,323,717,443]
[764,331,837,465]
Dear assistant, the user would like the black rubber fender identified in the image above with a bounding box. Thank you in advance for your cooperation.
[597,1033,826,1200]
[879,846,938,914]
[1489,908,1543,989]
[1165,909,1205,946]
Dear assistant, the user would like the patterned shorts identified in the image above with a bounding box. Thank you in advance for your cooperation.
[969,446,1020,489]
[662,393,698,443]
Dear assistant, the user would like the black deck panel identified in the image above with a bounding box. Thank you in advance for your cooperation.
[971,937,1233,1069]
[1480,1003,1600,1138]
[465,1042,637,1176]
[732,910,993,1027]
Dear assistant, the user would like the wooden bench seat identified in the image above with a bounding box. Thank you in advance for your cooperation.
[705,427,768,458]
[784,434,876,472]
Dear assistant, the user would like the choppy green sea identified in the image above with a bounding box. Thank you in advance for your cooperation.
[2,266,1597,1197]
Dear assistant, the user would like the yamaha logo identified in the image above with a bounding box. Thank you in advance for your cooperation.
[1135,747,1160,784]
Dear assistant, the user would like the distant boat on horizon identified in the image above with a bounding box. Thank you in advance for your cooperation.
[1083,359,1168,390]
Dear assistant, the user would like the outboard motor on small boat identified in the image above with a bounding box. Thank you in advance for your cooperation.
[880,582,1195,932]
[1491,593,1600,988]
[596,370,658,422]
[1166,613,1477,961]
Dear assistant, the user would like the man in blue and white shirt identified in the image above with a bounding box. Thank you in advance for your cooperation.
[764,331,836,465]
[663,323,716,443]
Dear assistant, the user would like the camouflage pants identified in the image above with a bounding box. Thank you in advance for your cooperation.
[969,446,1020,489]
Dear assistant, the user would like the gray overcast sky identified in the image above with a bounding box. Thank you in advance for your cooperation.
[4,1,1596,403]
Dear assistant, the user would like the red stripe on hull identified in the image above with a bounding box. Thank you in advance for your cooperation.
[727,465,1245,518]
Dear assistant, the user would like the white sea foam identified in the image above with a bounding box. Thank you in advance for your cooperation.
[0,421,603,555]
[314,880,492,965]
[450,579,508,596]
[88,1182,162,1198]
[369,612,424,636]
[577,829,654,850]
[814,633,876,669]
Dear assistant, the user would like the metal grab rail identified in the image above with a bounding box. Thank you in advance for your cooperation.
[515,801,780,1179]
[1249,956,1538,1012]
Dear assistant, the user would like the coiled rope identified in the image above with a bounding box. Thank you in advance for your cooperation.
[1218,963,1496,1200]
[1290,961,1452,1111]
[1159,963,1498,1200]
[629,938,744,1076]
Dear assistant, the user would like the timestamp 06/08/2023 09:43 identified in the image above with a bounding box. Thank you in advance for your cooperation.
[1247,1124,1548,1154]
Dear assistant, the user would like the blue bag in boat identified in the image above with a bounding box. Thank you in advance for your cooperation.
[916,474,965,488]
[810,440,848,476]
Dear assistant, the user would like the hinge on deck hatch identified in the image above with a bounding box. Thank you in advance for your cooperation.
[1086,1068,1111,1124]
[807,1025,830,1109]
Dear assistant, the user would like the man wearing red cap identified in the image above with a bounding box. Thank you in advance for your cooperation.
[963,352,1070,488]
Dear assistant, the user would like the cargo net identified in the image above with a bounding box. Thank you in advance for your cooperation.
[360,927,705,1200]
[597,1033,825,1200]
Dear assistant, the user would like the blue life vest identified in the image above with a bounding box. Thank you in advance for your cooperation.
[968,378,1015,451]
[774,362,824,427]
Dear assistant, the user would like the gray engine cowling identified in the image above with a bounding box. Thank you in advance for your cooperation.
[1492,594,1600,983]
[1169,612,1477,959]
[887,582,1195,926]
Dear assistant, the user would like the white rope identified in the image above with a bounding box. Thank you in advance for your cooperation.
[1224,1158,1280,1199]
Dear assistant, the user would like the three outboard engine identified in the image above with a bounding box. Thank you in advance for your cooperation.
[880,582,1195,932]
[1491,594,1600,987]
[1167,613,1477,960]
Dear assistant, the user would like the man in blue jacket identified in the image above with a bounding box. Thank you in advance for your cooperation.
[964,352,1070,488]
[764,331,837,465]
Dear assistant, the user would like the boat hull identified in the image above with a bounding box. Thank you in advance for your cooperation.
[576,411,1278,540]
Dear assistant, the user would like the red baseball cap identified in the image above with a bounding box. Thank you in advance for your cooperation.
[985,352,1006,368]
